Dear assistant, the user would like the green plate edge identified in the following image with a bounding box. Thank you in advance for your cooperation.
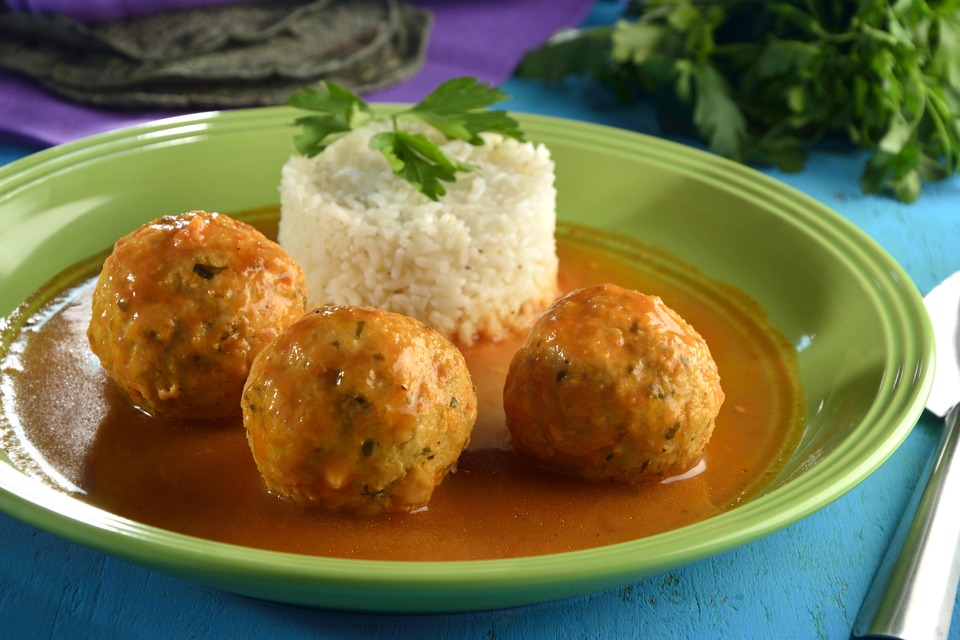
[0,107,935,612]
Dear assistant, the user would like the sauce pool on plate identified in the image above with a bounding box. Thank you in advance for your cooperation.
[0,210,805,561]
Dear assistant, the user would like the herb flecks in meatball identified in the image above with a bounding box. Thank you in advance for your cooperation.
[503,283,724,483]
[242,305,477,515]
[87,210,308,419]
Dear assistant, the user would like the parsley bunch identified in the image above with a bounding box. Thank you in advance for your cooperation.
[286,77,524,201]
[519,0,960,202]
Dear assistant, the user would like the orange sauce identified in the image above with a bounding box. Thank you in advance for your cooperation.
[0,212,804,561]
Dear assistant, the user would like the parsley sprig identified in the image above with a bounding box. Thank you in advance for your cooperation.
[519,0,960,203]
[286,77,524,200]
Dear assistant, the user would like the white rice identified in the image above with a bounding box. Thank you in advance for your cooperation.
[277,120,558,344]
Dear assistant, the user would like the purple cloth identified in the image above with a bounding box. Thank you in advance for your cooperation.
[0,0,594,147]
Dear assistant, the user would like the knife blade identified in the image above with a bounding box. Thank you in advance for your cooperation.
[853,271,960,639]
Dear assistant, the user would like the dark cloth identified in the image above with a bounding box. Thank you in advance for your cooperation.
[0,0,432,109]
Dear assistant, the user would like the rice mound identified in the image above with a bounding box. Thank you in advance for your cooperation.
[278,121,558,344]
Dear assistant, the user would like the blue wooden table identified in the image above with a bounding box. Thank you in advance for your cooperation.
[2,10,960,640]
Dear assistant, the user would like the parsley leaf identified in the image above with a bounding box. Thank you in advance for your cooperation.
[518,27,615,82]
[286,77,525,200]
[286,82,373,157]
[518,0,960,202]
[409,77,524,143]
[370,130,476,201]
[675,60,746,158]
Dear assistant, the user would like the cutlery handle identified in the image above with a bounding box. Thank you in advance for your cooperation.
[853,405,960,640]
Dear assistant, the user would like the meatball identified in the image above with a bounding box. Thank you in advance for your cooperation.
[242,305,477,515]
[503,283,724,483]
[87,210,308,419]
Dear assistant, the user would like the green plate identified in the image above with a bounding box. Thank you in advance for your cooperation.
[0,108,933,612]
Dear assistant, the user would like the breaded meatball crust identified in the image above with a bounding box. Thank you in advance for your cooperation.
[503,283,724,483]
[242,305,477,515]
[87,211,308,419]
